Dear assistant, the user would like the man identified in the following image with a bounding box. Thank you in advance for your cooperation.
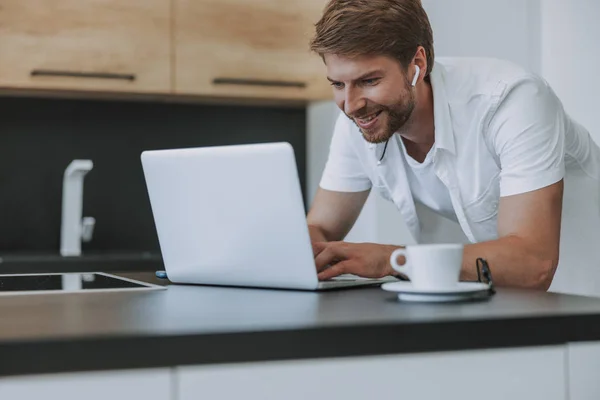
[306,0,600,290]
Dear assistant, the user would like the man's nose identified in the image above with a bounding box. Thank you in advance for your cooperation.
[344,88,366,117]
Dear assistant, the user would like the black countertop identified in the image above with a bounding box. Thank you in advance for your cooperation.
[2,272,600,377]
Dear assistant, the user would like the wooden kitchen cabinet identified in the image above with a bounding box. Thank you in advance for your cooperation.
[0,0,171,94]
[174,0,332,102]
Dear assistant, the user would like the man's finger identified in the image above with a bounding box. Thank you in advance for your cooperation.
[317,261,349,281]
[312,241,327,257]
[314,242,345,272]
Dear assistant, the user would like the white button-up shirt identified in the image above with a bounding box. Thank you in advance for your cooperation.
[320,57,600,243]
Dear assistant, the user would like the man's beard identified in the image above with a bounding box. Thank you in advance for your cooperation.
[348,86,416,144]
[364,100,415,143]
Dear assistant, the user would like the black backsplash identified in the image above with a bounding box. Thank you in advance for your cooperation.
[0,96,306,253]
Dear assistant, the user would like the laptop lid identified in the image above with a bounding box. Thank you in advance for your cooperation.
[141,142,319,290]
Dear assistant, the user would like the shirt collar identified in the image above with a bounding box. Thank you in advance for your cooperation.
[430,61,456,155]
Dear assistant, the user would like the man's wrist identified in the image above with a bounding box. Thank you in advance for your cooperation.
[308,224,328,243]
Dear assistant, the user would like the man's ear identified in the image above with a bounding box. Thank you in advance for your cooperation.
[412,45,428,80]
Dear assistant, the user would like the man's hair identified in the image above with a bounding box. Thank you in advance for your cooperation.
[310,0,435,78]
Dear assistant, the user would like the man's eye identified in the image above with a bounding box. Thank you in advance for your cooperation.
[330,82,344,89]
[363,78,379,85]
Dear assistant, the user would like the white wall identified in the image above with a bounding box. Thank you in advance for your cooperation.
[422,0,541,73]
[539,0,600,296]
[540,0,600,143]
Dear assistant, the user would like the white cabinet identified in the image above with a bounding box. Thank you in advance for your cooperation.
[176,346,565,400]
[6,343,596,399]
[0,368,172,400]
[568,341,600,400]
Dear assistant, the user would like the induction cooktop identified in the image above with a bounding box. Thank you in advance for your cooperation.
[0,272,165,296]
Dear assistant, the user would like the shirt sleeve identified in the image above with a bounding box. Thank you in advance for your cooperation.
[487,76,566,197]
[319,113,373,192]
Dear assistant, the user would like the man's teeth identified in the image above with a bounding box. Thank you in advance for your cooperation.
[359,113,378,122]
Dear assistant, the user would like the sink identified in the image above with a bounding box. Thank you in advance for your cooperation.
[0,272,165,296]
[0,252,163,274]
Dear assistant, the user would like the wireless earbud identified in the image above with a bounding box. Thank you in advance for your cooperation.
[411,65,420,87]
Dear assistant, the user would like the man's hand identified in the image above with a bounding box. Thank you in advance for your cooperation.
[313,241,400,280]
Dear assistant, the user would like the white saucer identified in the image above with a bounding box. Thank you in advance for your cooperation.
[381,281,491,303]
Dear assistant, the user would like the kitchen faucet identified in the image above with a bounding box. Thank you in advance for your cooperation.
[60,159,95,257]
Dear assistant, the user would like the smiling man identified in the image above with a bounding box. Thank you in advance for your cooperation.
[306,0,600,290]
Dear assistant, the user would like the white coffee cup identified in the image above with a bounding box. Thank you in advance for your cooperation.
[390,244,464,290]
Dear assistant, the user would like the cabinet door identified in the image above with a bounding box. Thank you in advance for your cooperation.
[176,346,566,400]
[174,0,331,102]
[568,341,600,400]
[0,0,171,94]
[0,368,172,400]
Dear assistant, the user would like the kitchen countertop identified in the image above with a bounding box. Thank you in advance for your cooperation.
[2,272,600,377]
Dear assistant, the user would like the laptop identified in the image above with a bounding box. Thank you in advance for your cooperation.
[140,142,394,291]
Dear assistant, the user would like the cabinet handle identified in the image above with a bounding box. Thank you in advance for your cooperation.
[31,69,136,81]
[212,77,306,88]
